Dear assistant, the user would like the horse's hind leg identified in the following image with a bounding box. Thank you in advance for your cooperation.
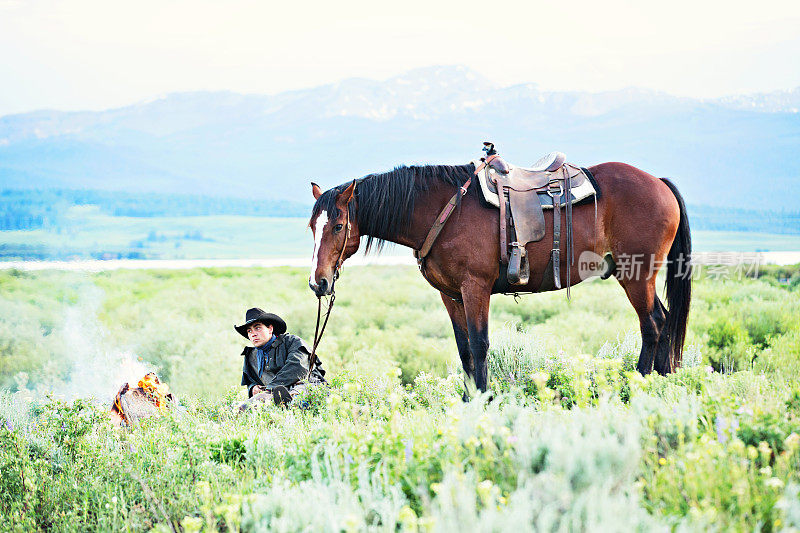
[440,293,474,399]
[652,296,672,375]
[619,275,664,375]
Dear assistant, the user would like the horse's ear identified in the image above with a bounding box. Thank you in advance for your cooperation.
[337,180,356,206]
[311,182,322,200]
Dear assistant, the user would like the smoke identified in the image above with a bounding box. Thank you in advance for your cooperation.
[30,285,153,405]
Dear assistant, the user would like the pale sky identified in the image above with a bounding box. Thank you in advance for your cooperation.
[1,0,799,116]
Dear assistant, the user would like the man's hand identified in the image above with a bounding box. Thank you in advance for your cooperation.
[252,385,268,395]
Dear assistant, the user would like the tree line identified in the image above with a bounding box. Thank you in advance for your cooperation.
[0,188,799,234]
[0,188,311,230]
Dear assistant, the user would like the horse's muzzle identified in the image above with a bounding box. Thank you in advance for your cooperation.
[309,277,330,297]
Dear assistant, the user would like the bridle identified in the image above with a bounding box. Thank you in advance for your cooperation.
[308,197,352,378]
[331,203,352,284]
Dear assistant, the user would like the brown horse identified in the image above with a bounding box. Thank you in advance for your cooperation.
[308,161,691,393]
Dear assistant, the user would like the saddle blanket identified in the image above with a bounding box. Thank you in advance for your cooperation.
[473,161,597,209]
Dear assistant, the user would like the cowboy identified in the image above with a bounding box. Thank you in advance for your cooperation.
[235,308,325,408]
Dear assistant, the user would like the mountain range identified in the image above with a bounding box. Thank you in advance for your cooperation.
[1,65,798,209]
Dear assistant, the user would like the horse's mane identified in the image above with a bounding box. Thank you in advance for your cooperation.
[311,164,474,252]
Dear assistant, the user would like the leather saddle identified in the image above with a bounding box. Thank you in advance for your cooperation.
[475,145,594,293]
[484,155,586,194]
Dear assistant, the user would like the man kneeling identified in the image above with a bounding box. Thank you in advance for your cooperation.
[235,308,325,410]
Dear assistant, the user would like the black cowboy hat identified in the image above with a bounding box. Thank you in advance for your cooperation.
[234,308,287,338]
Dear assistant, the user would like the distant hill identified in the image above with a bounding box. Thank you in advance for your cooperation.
[1,65,798,208]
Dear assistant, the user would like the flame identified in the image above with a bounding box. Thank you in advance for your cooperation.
[111,372,172,426]
[137,372,170,413]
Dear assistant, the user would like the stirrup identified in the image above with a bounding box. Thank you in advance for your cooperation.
[507,243,530,285]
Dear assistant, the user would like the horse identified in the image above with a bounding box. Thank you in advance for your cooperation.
[307,160,691,394]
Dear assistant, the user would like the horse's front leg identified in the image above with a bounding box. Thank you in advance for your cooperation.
[460,278,492,393]
[440,293,473,400]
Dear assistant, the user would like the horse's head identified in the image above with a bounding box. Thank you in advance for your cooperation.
[308,180,361,296]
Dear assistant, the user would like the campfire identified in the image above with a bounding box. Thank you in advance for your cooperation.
[109,372,176,426]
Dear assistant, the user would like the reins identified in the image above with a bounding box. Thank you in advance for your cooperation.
[308,291,334,378]
[307,202,351,378]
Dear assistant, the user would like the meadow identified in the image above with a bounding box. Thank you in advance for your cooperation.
[1,263,800,531]
[0,212,313,260]
[2,198,800,261]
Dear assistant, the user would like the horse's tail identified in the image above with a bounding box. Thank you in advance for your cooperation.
[660,178,692,370]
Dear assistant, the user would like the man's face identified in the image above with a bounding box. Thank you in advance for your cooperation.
[246,322,274,347]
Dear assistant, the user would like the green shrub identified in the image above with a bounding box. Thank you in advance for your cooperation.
[737,412,800,458]
[707,317,754,371]
[210,438,247,465]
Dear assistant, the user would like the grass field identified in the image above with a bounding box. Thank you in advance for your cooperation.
[2,206,799,261]
[692,231,800,252]
[0,211,313,260]
[1,264,800,530]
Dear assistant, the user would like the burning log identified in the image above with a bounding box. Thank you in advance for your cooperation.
[110,372,176,427]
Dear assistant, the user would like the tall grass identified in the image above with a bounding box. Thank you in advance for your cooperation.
[0,264,799,530]
[2,264,797,397]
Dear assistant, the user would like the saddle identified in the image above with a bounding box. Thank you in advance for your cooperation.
[412,143,597,301]
[474,143,597,293]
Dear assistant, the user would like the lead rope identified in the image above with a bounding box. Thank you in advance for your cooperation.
[308,291,335,379]
[307,208,351,379]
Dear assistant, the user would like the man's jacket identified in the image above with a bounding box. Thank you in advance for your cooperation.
[240,333,325,397]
